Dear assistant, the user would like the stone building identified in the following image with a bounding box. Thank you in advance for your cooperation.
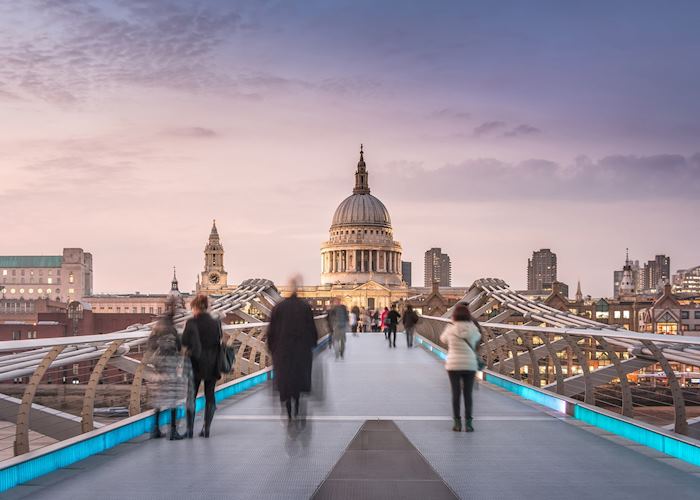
[0,248,93,303]
[289,146,410,311]
[196,220,231,295]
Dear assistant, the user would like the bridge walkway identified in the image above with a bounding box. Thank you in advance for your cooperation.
[4,334,700,499]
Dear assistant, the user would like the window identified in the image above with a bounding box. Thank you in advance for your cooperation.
[37,288,43,294]
[149,307,154,314]
[116,307,121,313]
[141,307,146,313]
[157,307,162,314]
[12,331,21,340]
[69,273,74,284]
[623,310,630,319]
[27,331,37,339]
[46,288,52,294]
[28,288,34,294]
[1,270,6,275]
[681,311,690,319]
[68,288,75,294]
[19,288,24,294]
[613,311,621,319]
[695,311,700,320]
[48,278,52,284]
[10,288,15,293]
[132,307,137,313]
[72,364,79,375]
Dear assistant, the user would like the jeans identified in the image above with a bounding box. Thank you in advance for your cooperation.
[448,370,476,419]
[188,376,216,433]
[334,336,345,358]
[388,324,397,346]
[405,326,415,347]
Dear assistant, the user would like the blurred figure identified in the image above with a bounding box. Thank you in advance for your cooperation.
[371,310,379,332]
[328,298,348,359]
[350,306,359,335]
[145,296,187,441]
[182,294,222,438]
[380,307,389,338]
[363,308,371,334]
[386,304,401,348]
[439,303,482,432]
[403,304,420,348]
[267,276,318,420]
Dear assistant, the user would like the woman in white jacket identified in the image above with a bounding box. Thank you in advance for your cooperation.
[439,303,482,432]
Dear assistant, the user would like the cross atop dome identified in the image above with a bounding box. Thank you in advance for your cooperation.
[353,144,370,195]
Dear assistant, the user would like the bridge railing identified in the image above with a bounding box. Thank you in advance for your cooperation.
[0,307,329,463]
[415,314,700,438]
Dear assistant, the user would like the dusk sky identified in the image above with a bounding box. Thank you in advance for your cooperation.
[1,0,699,297]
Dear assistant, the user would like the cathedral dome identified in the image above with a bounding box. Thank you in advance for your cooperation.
[331,193,391,228]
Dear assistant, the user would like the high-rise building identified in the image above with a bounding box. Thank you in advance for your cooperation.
[527,249,557,291]
[401,261,412,287]
[424,248,451,287]
[641,254,671,293]
[673,266,700,294]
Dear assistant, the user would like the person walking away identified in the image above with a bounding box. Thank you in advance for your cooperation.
[439,303,482,432]
[349,308,359,335]
[267,278,319,420]
[145,296,187,440]
[182,294,222,438]
[371,310,379,332]
[403,305,420,348]
[363,309,372,334]
[328,299,348,359]
[387,305,401,348]
[380,307,389,338]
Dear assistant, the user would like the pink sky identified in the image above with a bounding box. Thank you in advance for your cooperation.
[1,1,699,298]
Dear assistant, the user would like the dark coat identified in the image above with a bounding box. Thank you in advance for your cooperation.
[266,295,318,401]
[387,309,401,326]
[403,309,420,329]
[182,312,222,381]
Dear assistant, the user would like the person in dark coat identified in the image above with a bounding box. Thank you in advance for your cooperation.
[403,304,420,348]
[267,279,318,420]
[182,294,221,438]
[387,304,401,348]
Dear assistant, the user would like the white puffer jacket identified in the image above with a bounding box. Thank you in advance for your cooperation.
[439,320,481,371]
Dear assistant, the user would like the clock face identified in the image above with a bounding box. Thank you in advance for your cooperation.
[209,273,220,284]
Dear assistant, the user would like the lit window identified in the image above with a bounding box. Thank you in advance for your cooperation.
[46,288,52,294]
[38,288,43,294]
[72,364,79,375]
[28,288,34,294]
[623,310,630,319]
[19,288,24,293]
[68,288,75,294]
[1,270,6,276]
[48,278,53,284]
[10,288,16,293]
[613,311,621,319]
[69,273,74,284]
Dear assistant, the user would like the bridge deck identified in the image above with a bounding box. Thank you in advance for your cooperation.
[5,334,700,499]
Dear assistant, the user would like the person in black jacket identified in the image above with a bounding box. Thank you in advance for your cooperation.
[267,279,318,420]
[182,294,221,438]
[402,304,420,348]
[387,304,401,348]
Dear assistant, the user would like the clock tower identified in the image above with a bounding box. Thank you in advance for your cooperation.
[198,220,229,294]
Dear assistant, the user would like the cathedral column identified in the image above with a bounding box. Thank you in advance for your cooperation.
[369,250,373,273]
[361,250,365,272]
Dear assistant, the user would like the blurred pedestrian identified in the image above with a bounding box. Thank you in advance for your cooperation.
[387,304,400,348]
[145,296,187,441]
[328,298,348,359]
[403,304,419,348]
[439,303,482,432]
[349,306,359,335]
[371,310,379,332]
[363,308,372,334]
[182,294,222,438]
[267,277,318,420]
[380,307,389,338]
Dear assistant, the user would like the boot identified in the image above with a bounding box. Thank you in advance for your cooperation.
[452,417,462,432]
[285,399,293,420]
[465,418,474,432]
[169,409,184,440]
[200,404,214,438]
[186,409,195,439]
[152,410,164,438]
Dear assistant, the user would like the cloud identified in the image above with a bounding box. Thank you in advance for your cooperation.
[377,153,700,202]
[473,120,506,137]
[431,108,471,121]
[504,124,541,137]
[164,127,218,138]
[0,0,245,103]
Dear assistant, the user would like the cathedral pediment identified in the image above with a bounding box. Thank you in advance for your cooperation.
[352,280,391,292]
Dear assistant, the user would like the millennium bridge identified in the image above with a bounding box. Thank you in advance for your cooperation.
[1,278,699,499]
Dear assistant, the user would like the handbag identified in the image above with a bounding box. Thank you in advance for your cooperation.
[217,321,236,374]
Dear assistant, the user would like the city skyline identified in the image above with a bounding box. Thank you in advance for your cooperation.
[1,1,699,297]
